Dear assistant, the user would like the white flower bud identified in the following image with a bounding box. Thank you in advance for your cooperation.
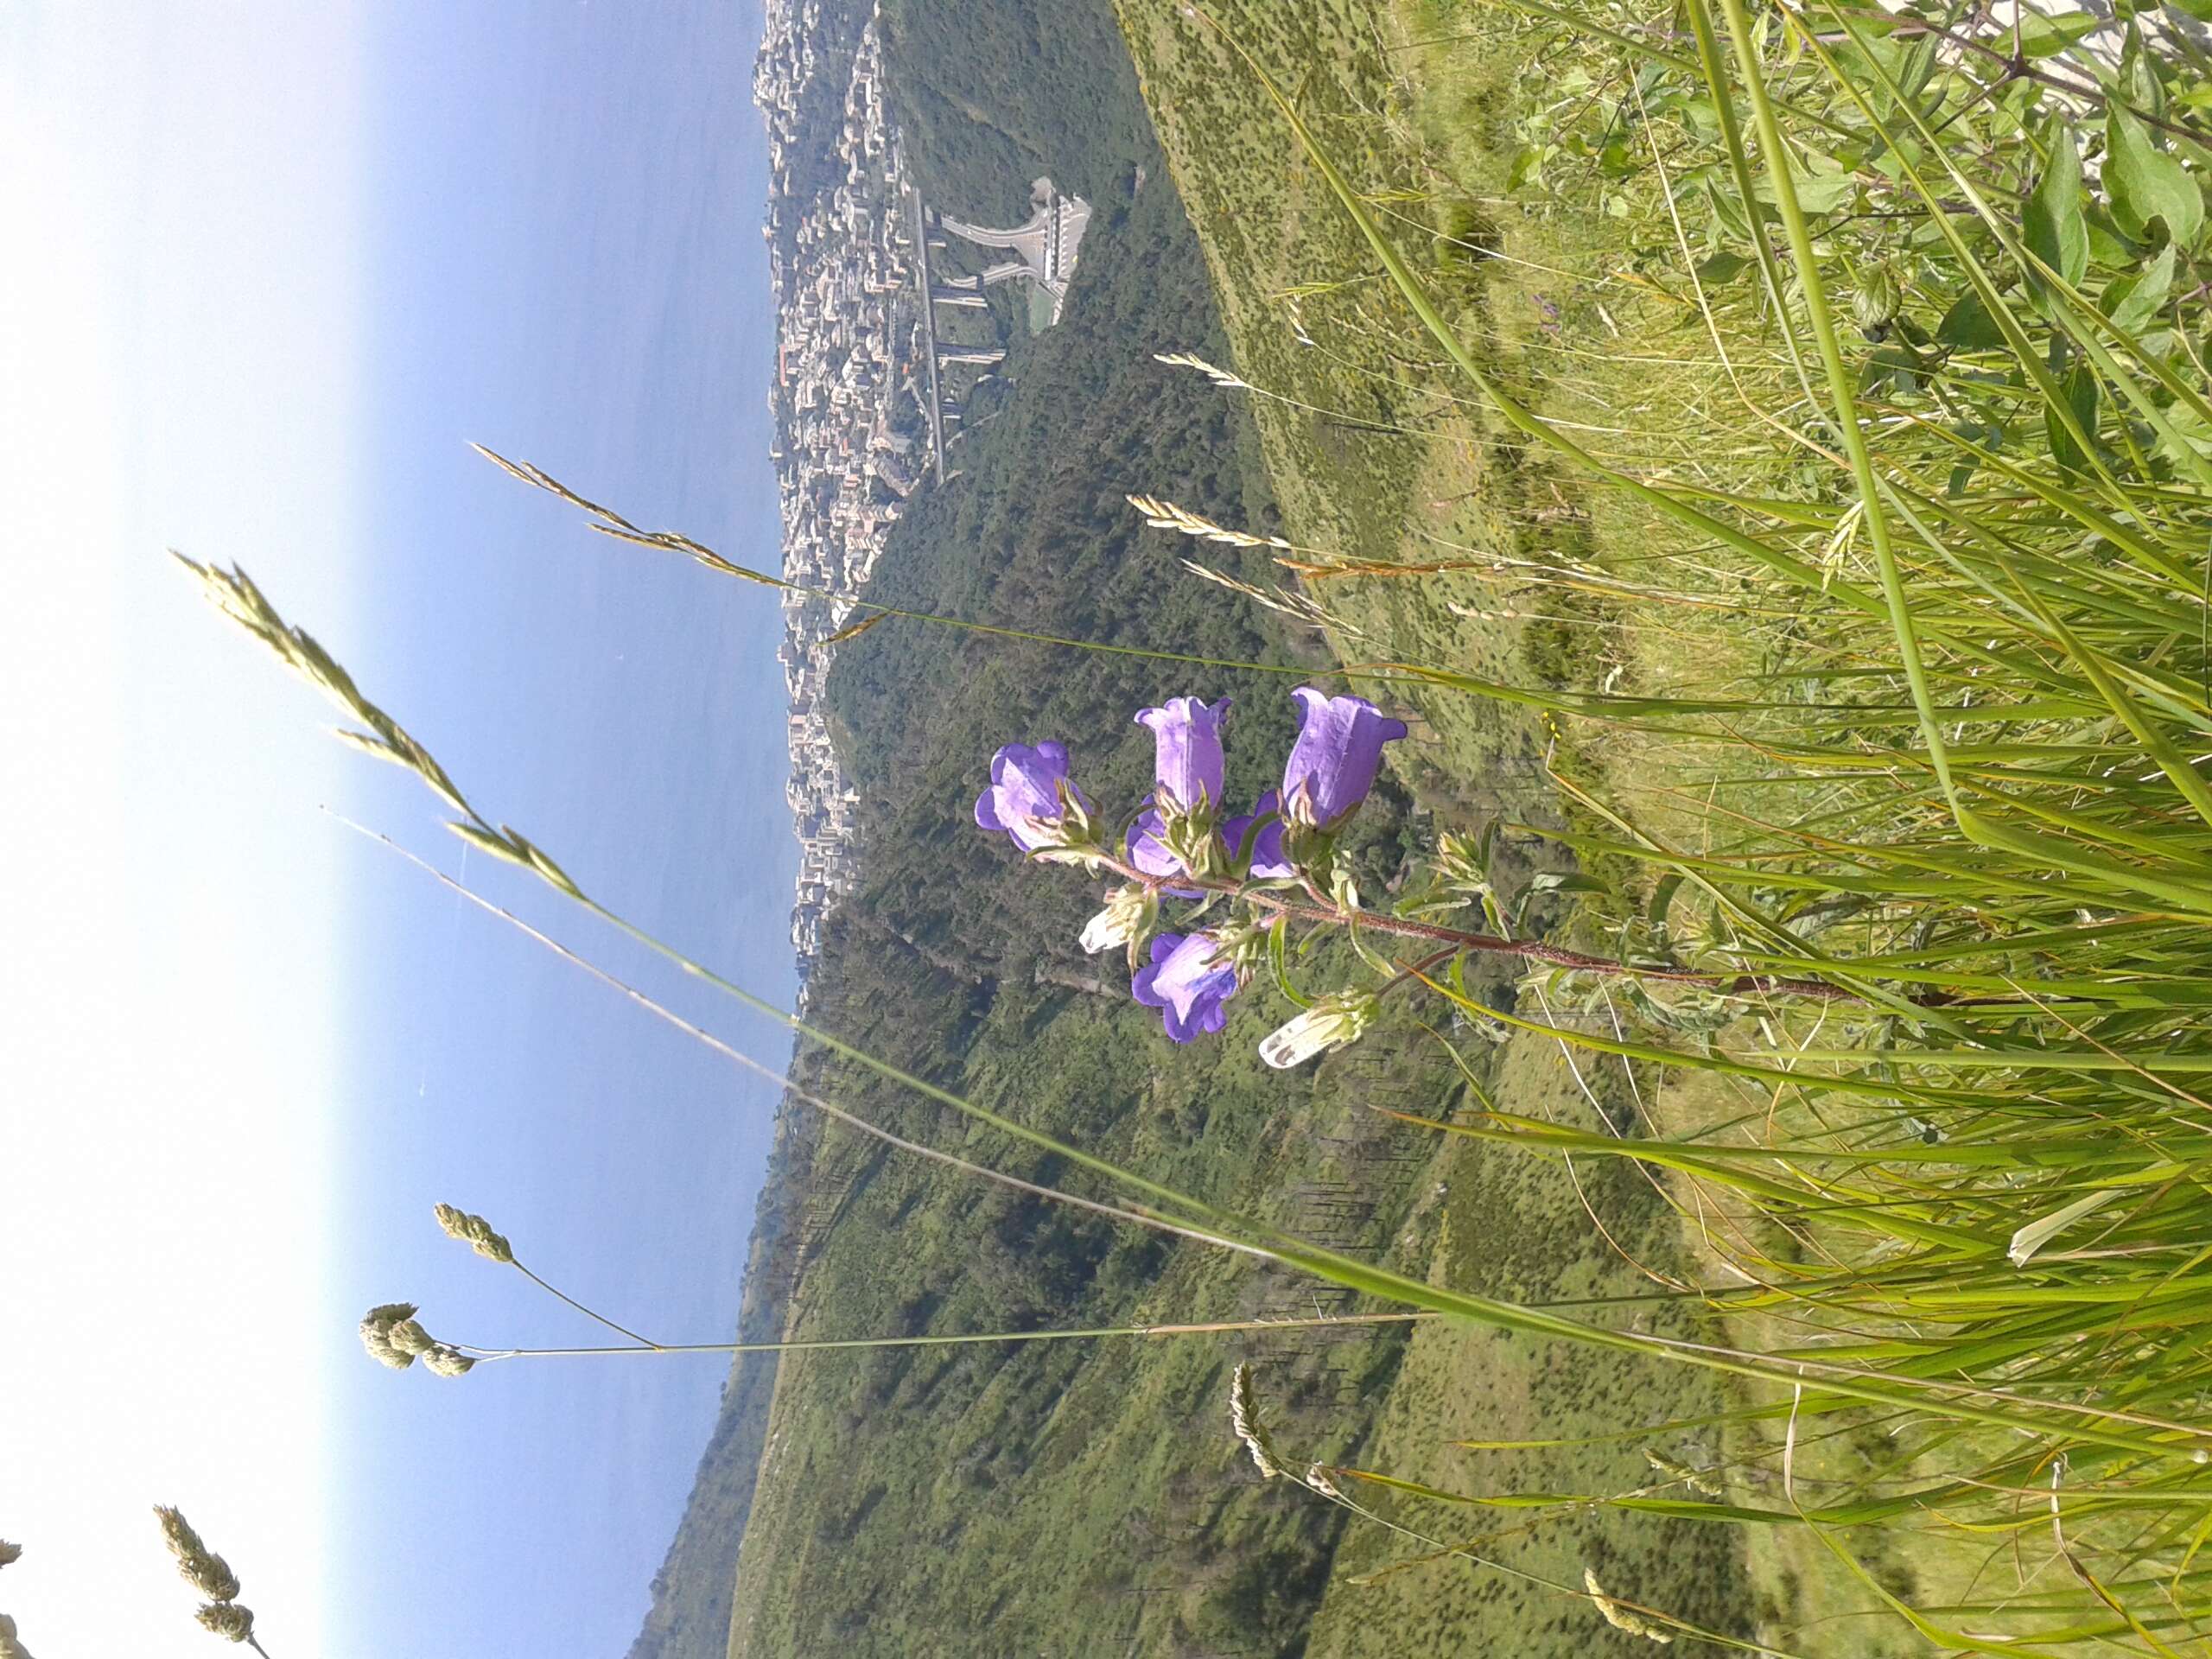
[1078,886,1157,956]
[1259,990,1379,1070]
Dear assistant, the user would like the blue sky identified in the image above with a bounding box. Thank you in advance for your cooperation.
[3,4,793,1655]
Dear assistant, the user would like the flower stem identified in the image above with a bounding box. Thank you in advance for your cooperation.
[1094,855,1977,1008]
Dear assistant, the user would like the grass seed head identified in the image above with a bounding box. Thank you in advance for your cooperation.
[0,1611,33,1659]
[358,1302,421,1370]
[0,1541,18,1568]
[154,1505,207,1561]
[181,1550,241,1604]
[1228,1363,1282,1478]
[424,1346,477,1378]
[1585,1568,1674,1643]
[194,1602,256,1643]
[434,1202,515,1265]
[155,1508,243,1604]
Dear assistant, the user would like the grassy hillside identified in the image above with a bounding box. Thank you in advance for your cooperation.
[711,3,1764,1656]
[1111,0,2212,1647]
[1110,2,1785,1649]
[620,1147,802,1659]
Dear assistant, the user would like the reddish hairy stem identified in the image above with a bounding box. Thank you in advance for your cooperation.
[1090,854,1936,1008]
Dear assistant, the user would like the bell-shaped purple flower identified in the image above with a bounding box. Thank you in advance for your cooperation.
[1135,696,1230,815]
[1131,931,1240,1043]
[1127,808,1203,898]
[1281,688,1408,830]
[1224,790,1294,880]
[975,741,1090,852]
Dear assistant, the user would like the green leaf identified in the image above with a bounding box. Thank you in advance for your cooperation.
[2018,7,2100,54]
[2104,241,2177,332]
[1897,29,1941,104]
[2045,359,2101,474]
[1936,289,2005,351]
[2086,213,2135,265]
[1694,250,1752,286]
[2119,22,2167,124]
[1266,917,1311,1009]
[2106,104,2203,248]
[2024,122,2089,289]
[2153,397,2212,467]
[1752,148,1855,215]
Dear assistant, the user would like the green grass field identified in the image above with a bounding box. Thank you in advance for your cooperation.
[1114,4,1796,1649]
[1111,1,2012,1649]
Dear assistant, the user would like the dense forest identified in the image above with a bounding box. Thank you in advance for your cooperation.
[877,0,1157,221]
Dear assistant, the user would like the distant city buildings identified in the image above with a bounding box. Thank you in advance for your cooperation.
[756,3,917,988]
[756,0,1090,992]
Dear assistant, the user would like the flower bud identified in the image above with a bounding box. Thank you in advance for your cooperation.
[1852,263,1901,335]
[1078,885,1157,957]
[1258,990,1380,1069]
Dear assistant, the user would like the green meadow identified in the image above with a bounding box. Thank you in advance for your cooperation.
[1124,0,2212,1649]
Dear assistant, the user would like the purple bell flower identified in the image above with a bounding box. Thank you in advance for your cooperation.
[1131,931,1240,1043]
[1135,696,1230,815]
[975,741,1091,852]
[1224,790,1294,880]
[1281,688,1408,830]
[1126,808,1204,897]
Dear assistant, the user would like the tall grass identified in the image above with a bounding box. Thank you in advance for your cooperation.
[1168,0,2212,1644]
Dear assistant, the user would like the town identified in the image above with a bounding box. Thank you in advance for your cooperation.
[753,0,1089,988]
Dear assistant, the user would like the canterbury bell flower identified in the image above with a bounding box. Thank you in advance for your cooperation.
[1131,931,1242,1043]
[1259,989,1380,1069]
[1135,695,1230,817]
[975,741,1096,856]
[1280,688,1407,830]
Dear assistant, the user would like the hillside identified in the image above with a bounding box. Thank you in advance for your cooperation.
[626,3,1752,1656]
[724,59,1473,1654]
